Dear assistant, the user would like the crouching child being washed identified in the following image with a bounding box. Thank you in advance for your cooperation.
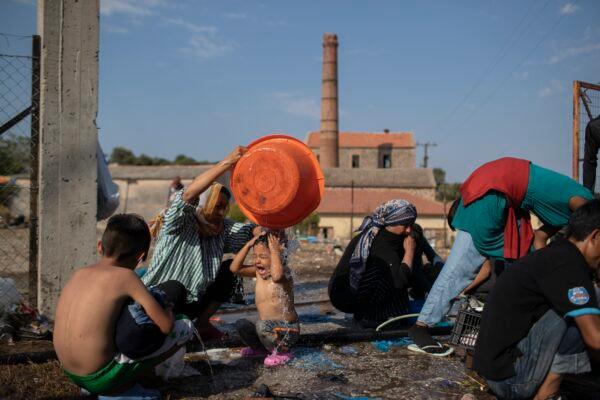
[53,214,194,398]
[230,232,300,367]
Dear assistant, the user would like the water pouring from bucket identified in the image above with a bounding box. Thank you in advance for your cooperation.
[230,134,325,229]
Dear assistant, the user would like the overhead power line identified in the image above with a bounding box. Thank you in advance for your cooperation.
[452,1,574,131]
[428,0,551,135]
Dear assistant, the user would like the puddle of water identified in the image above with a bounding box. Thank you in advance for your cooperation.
[290,346,342,370]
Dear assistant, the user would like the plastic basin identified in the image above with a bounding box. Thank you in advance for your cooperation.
[231,134,325,228]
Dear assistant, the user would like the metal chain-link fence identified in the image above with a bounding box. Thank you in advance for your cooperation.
[0,34,40,309]
[572,80,600,192]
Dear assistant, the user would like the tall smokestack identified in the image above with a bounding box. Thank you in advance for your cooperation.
[319,33,339,168]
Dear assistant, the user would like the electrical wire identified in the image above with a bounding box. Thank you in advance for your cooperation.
[429,0,550,134]
[452,1,574,131]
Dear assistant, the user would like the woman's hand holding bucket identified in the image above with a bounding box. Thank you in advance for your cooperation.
[221,146,248,168]
[183,145,248,204]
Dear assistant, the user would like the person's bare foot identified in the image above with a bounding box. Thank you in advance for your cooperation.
[533,371,562,400]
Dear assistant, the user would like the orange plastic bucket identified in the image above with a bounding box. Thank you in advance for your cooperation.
[230,134,325,229]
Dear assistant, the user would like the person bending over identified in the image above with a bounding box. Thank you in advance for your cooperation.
[409,157,592,355]
[473,199,600,399]
[53,214,194,398]
[142,146,260,340]
[230,232,299,367]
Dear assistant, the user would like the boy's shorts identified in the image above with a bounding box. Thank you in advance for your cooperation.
[63,317,193,395]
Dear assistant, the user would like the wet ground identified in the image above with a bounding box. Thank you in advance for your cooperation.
[0,243,599,399]
[0,340,493,400]
[166,341,494,400]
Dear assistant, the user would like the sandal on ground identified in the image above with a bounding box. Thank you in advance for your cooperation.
[264,351,293,367]
[407,324,453,356]
[407,342,454,357]
[240,346,268,358]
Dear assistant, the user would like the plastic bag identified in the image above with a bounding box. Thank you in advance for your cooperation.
[154,347,201,380]
[96,141,120,221]
[0,278,21,313]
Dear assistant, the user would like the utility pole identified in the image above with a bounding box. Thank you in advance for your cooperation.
[417,142,437,168]
[350,180,354,239]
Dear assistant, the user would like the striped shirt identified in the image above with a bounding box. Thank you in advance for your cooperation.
[142,190,254,302]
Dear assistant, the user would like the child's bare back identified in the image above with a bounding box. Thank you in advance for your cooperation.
[53,214,175,382]
[53,263,143,375]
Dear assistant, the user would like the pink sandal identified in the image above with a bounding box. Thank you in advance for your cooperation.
[240,347,268,358]
[263,351,293,367]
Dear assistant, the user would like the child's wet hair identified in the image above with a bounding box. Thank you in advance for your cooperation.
[101,213,151,262]
[252,230,287,249]
[253,234,270,248]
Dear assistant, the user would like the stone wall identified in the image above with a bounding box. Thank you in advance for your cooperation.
[401,188,436,201]
[111,175,229,222]
[10,175,229,225]
[313,147,416,169]
[319,213,449,248]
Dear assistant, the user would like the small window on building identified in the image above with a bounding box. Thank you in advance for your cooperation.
[316,155,320,163]
[382,154,391,168]
[352,155,360,168]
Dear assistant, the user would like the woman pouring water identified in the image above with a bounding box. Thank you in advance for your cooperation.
[141,146,261,340]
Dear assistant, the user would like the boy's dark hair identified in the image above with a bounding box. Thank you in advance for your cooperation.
[101,214,151,262]
[566,199,600,241]
[446,197,461,232]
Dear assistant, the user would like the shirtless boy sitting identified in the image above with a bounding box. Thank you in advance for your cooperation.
[53,214,194,397]
[230,232,299,367]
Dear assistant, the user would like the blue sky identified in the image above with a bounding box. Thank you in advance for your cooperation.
[2,0,599,181]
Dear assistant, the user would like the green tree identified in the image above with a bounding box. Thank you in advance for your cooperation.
[433,167,461,202]
[0,134,29,217]
[295,213,320,235]
[227,203,248,223]
[110,147,137,164]
[437,182,461,202]
[433,167,446,187]
[109,146,212,165]
[136,153,155,165]
[152,157,170,165]
[0,133,29,176]
[174,154,199,165]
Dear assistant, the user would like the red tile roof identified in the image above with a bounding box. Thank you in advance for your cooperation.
[317,187,445,216]
[307,131,414,149]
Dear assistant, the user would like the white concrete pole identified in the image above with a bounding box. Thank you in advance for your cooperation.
[37,0,99,316]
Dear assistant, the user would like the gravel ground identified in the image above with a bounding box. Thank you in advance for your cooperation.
[0,343,494,400]
[0,242,598,399]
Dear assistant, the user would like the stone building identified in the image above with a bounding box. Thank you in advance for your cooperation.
[306,131,416,170]
[311,159,447,245]
[309,33,447,245]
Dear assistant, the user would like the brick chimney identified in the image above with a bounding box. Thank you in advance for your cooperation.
[319,33,339,168]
